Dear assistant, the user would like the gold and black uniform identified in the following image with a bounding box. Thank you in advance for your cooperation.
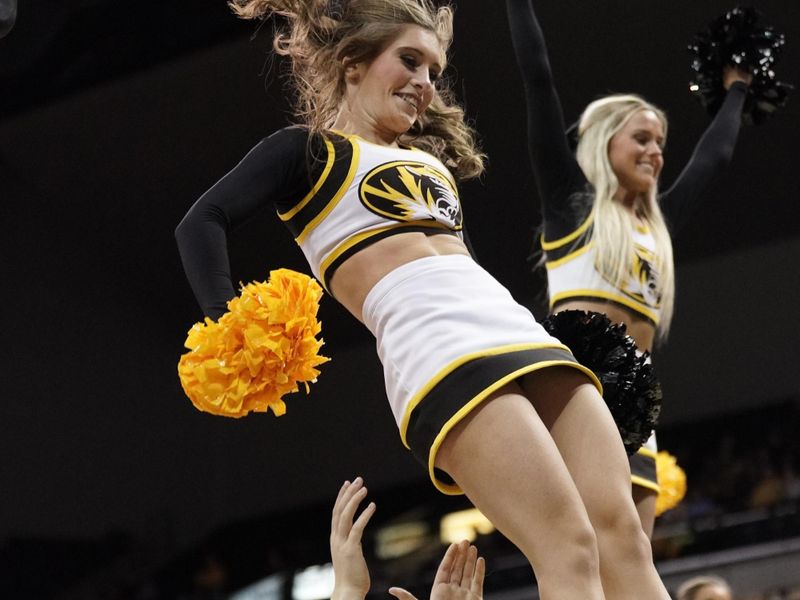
[507,0,748,491]
[176,126,601,493]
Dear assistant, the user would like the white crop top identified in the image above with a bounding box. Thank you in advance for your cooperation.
[543,214,662,325]
[277,131,464,291]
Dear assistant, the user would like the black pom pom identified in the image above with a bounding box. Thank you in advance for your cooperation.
[688,6,792,125]
[542,310,662,455]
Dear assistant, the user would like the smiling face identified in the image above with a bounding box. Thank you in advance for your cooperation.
[608,109,665,199]
[339,25,443,143]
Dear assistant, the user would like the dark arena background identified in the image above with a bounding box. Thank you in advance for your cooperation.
[2,1,799,598]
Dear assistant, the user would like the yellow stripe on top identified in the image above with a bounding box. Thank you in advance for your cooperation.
[544,241,594,269]
[549,289,660,324]
[278,137,336,222]
[295,137,360,245]
[541,211,594,251]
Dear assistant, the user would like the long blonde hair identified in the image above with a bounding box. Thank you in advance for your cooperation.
[576,94,675,339]
[229,0,485,180]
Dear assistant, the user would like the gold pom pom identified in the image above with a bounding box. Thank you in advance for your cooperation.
[655,450,687,517]
[178,269,330,417]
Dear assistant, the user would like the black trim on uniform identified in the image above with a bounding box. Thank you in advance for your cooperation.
[323,225,460,290]
[406,346,581,485]
[542,230,592,263]
[282,133,356,238]
[630,452,658,487]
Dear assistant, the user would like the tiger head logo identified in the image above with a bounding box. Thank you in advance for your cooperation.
[359,161,462,230]
[624,245,662,308]
[596,243,662,309]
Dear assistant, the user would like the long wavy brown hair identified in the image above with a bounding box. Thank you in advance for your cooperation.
[229,0,485,180]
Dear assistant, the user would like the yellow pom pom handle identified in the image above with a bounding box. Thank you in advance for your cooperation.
[655,450,687,517]
[177,269,330,417]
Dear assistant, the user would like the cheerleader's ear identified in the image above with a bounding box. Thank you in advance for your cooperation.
[343,58,363,84]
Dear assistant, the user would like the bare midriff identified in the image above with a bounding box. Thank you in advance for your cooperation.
[552,299,656,353]
[329,231,471,323]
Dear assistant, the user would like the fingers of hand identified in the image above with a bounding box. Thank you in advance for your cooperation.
[448,540,469,584]
[471,556,486,594]
[433,543,458,585]
[333,477,365,534]
[350,501,376,541]
[341,479,368,531]
[331,479,351,532]
[461,544,478,587]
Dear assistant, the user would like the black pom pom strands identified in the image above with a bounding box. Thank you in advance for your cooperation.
[541,310,662,455]
[688,6,792,125]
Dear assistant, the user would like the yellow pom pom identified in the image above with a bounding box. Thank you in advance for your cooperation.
[177,269,330,418]
[655,450,687,517]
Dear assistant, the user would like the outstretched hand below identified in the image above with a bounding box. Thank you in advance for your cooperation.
[330,477,376,600]
[389,540,486,600]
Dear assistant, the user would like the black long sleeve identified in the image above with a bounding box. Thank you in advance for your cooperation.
[660,82,747,234]
[506,0,588,241]
[175,127,312,320]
